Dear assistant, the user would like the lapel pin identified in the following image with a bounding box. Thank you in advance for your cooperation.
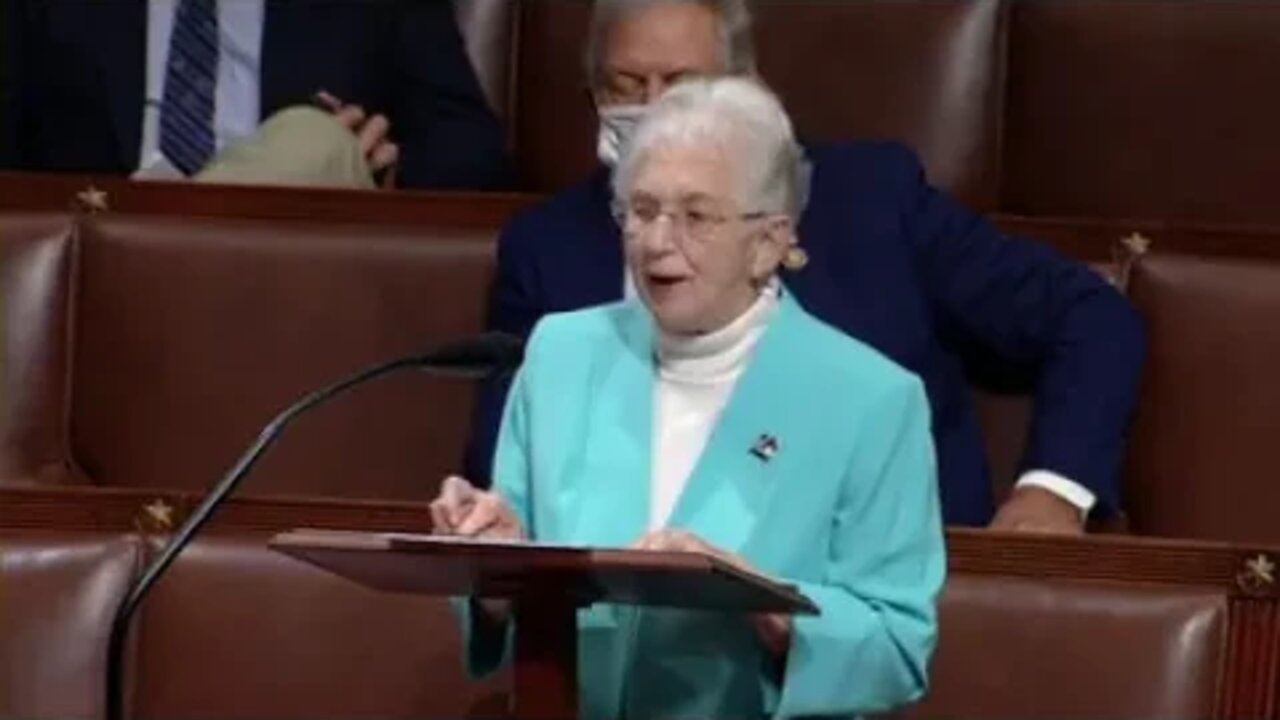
[750,434,780,462]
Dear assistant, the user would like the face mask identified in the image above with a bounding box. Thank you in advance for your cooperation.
[596,104,647,167]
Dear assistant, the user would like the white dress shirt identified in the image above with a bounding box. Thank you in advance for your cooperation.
[649,286,779,530]
[137,0,265,176]
[625,273,1096,519]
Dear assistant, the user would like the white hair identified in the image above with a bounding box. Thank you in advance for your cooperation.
[612,77,811,222]
[585,0,757,89]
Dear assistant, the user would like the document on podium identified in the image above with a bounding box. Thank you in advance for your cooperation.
[382,531,590,552]
[272,529,818,615]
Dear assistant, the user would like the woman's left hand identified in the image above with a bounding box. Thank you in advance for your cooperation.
[632,529,794,660]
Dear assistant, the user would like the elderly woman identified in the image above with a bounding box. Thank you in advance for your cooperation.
[431,77,944,720]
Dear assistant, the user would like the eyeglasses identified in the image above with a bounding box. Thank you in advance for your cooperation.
[612,198,769,243]
[599,70,703,106]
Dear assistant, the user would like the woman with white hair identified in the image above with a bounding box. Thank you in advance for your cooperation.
[432,77,944,719]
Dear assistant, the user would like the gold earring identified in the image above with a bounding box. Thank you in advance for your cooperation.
[782,246,809,271]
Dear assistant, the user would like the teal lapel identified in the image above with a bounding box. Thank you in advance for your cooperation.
[663,293,804,554]
[570,301,656,548]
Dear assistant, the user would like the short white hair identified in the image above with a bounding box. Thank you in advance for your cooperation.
[613,77,811,222]
[585,0,757,89]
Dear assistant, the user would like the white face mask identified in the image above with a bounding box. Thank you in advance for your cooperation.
[596,104,648,167]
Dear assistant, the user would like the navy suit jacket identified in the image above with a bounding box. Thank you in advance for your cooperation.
[0,0,511,190]
[467,142,1145,526]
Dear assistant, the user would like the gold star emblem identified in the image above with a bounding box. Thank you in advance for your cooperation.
[1120,232,1152,256]
[1237,553,1276,596]
[143,499,175,530]
[1109,232,1153,290]
[75,185,110,213]
[1247,554,1276,585]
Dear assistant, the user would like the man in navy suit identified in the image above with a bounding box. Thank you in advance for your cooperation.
[0,0,510,190]
[466,0,1145,532]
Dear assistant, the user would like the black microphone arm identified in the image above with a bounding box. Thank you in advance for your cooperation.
[103,332,522,720]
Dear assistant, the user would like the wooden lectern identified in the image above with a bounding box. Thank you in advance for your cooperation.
[271,529,818,720]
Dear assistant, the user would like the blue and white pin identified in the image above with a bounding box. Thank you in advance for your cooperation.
[750,434,780,462]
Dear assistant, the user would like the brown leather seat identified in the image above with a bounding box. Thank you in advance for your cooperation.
[506,0,1280,226]
[0,213,75,484]
[508,1,596,193]
[0,531,141,720]
[752,0,1006,210]
[510,0,1007,206]
[127,541,1232,720]
[70,215,496,500]
[971,389,1034,504]
[11,1,1280,228]
[0,514,1258,720]
[0,184,1274,544]
[1125,251,1280,543]
[131,534,509,719]
[1003,0,1280,225]
[903,574,1227,719]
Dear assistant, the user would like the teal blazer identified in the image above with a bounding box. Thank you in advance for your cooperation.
[466,292,945,719]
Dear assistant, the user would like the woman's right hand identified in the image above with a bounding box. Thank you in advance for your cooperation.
[429,475,525,624]
[429,475,526,541]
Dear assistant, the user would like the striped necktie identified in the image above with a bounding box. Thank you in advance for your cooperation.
[160,0,219,176]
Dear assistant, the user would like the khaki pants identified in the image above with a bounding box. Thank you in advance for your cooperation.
[195,106,376,190]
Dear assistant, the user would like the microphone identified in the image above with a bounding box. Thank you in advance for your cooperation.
[104,332,524,720]
[402,331,524,377]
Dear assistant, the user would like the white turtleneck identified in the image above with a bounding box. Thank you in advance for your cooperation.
[648,285,780,530]
[628,273,1095,525]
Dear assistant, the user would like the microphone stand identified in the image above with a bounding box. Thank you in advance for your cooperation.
[103,341,514,720]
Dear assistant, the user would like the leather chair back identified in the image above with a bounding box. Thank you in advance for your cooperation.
[1125,250,1280,543]
[70,215,496,500]
[1002,0,1280,225]
[754,0,1006,210]
[0,214,75,484]
[509,1,596,193]
[123,538,1229,720]
[0,524,1258,720]
[971,390,1033,505]
[511,0,1008,207]
[903,574,1227,719]
[131,535,509,719]
[0,532,141,720]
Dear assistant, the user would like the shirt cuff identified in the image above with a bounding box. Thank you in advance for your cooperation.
[1015,470,1097,518]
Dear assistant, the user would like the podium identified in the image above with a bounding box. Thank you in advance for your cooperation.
[270,529,818,720]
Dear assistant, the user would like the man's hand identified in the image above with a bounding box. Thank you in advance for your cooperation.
[989,485,1085,535]
[315,90,400,188]
[633,529,793,658]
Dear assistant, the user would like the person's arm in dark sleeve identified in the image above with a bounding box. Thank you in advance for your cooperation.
[897,144,1145,520]
[462,213,546,485]
[385,1,512,190]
